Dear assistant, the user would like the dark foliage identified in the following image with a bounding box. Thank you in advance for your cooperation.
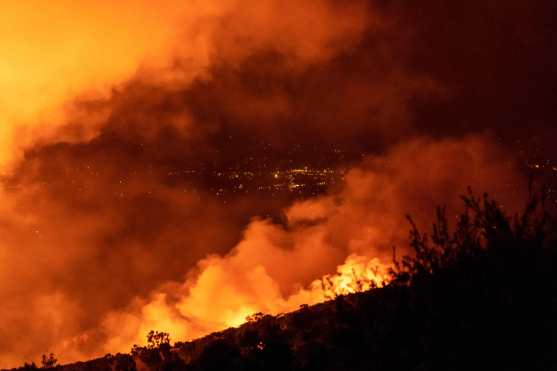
[40,354,58,369]
[130,332,186,371]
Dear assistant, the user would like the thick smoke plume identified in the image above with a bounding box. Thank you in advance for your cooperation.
[0,133,524,365]
[0,0,370,169]
[99,135,524,354]
[0,0,555,367]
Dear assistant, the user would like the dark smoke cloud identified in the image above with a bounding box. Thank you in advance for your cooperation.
[394,1,557,147]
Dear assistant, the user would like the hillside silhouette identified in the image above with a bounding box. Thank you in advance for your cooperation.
[11,188,556,371]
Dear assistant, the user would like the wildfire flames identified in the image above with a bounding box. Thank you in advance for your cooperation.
[0,0,554,367]
[315,255,389,298]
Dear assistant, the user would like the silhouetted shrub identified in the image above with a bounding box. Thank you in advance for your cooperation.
[40,354,58,369]
[391,188,554,285]
[130,331,186,370]
[245,312,266,323]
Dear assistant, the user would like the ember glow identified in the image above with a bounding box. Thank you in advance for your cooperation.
[0,0,556,367]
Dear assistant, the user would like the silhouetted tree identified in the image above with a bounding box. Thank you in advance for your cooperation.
[131,331,185,371]
[245,312,267,323]
[40,354,57,369]
[147,330,171,349]
[391,187,554,284]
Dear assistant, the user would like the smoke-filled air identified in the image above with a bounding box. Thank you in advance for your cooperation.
[0,0,555,368]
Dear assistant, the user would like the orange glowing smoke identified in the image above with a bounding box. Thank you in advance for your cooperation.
[0,2,373,366]
[0,0,369,170]
[100,254,390,355]
[0,131,524,367]
[0,0,192,167]
[97,136,523,356]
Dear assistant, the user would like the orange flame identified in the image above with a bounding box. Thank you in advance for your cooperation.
[309,255,389,300]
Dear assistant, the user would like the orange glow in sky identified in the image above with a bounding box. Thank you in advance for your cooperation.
[0,0,187,168]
